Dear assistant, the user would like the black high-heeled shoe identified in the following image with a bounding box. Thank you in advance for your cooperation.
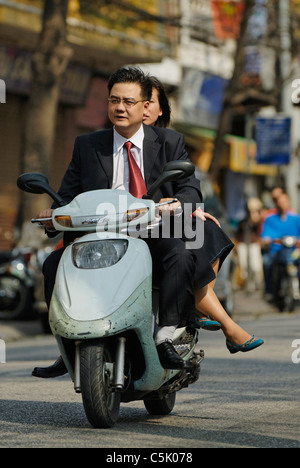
[32,356,67,378]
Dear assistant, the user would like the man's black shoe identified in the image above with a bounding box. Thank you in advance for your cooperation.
[32,356,68,379]
[156,340,193,370]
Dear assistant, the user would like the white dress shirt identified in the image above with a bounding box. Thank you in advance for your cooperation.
[112,125,145,191]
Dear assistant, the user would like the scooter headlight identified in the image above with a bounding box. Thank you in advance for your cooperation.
[72,240,128,269]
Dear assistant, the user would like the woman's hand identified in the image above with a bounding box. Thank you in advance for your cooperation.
[192,207,221,228]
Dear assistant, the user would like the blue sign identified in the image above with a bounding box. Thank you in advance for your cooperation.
[256,116,291,165]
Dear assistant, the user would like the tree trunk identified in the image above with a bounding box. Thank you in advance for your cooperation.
[18,0,73,246]
[209,0,256,182]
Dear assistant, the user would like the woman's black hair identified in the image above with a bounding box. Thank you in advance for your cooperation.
[108,66,152,101]
[149,76,171,128]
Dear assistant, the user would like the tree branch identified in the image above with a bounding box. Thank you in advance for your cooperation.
[209,0,257,181]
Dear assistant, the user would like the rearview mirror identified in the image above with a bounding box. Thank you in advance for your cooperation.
[17,173,66,207]
[17,173,50,194]
[146,161,195,199]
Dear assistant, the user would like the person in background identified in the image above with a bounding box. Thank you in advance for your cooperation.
[261,192,300,297]
[259,186,293,233]
[264,186,285,219]
[143,76,264,354]
[235,197,264,291]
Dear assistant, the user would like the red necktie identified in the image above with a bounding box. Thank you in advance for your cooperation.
[124,141,147,199]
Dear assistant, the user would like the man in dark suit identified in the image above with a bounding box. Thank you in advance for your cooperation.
[33,67,203,377]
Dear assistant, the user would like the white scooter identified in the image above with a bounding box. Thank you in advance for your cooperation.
[17,161,204,428]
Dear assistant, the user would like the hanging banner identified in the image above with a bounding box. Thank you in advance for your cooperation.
[178,69,228,131]
[227,135,278,176]
[256,116,292,165]
[211,1,245,39]
[242,0,268,87]
[247,0,268,41]
[0,45,91,105]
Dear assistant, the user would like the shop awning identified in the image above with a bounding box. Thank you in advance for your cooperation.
[226,134,278,176]
[172,123,220,172]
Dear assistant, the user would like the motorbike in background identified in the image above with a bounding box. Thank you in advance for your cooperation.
[0,247,35,320]
[0,245,54,321]
[272,236,300,312]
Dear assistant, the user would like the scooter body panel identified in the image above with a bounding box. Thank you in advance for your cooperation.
[50,275,153,341]
[52,189,154,233]
[53,232,152,321]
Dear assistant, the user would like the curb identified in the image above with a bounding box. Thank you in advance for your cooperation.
[0,320,44,343]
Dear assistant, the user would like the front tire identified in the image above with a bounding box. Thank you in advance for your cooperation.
[80,339,120,428]
[144,392,176,415]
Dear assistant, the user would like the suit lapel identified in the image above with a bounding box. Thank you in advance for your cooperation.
[90,129,114,188]
[143,125,161,187]
[90,126,161,189]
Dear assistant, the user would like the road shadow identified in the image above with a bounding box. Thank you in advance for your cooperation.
[0,398,299,448]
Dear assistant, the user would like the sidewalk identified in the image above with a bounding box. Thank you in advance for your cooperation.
[232,288,299,321]
[0,319,43,343]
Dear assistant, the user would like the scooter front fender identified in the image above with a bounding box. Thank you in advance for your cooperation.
[49,275,153,340]
[53,233,152,321]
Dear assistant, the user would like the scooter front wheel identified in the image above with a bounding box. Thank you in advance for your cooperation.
[80,339,121,428]
[144,392,176,415]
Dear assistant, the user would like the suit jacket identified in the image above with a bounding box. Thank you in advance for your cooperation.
[56,124,201,204]
[50,125,202,242]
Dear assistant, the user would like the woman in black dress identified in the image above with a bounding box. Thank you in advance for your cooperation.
[144,76,263,353]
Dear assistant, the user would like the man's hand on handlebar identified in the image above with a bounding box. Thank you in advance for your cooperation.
[38,209,54,230]
[158,198,182,216]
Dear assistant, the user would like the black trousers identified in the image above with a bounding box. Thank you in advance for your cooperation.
[43,237,197,329]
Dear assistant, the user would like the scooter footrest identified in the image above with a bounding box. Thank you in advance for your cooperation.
[173,327,198,357]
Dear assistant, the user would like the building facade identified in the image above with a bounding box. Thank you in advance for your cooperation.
[0,0,171,250]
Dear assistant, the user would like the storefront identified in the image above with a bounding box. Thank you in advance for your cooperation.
[172,121,279,226]
[0,43,95,250]
[0,0,166,250]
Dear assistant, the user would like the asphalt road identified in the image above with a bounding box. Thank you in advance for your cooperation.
[0,313,300,448]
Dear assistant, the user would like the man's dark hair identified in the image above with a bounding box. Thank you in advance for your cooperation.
[108,66,152,100]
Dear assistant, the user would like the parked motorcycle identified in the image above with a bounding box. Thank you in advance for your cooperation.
[272,236,300,312]
[0,247,35,320]
[17,161,204,428]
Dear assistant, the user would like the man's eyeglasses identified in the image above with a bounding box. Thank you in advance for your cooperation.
[108,97,146,108]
